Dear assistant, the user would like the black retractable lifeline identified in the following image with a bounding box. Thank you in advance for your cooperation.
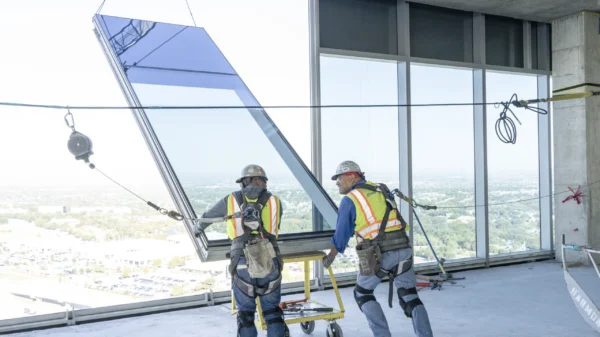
[65,108,95,168]
[63,109,184,221]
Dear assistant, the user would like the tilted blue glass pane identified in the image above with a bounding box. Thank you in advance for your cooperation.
[94,14,338,236]
[126,67,240,91]
[96,14,235,75]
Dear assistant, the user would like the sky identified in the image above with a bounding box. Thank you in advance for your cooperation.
[0,0,544,193]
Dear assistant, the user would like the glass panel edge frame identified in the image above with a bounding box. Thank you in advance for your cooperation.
[538,74,552,251]
[536,20,552,252]
[309,0,326,285]
[473,12,489,265]
[398,62,413,238]
[473,70,489,264]
[398,0,413,238]
[91,15,208,259]
[92,15,339,262]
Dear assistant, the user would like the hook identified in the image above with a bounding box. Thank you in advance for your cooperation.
[64,107,75,131]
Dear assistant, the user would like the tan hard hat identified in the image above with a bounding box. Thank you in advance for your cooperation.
[235,164,268,183]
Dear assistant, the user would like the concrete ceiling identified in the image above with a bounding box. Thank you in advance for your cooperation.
[408,0,600,22]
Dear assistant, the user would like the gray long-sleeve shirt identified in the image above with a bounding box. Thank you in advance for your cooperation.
[198,185,283,230]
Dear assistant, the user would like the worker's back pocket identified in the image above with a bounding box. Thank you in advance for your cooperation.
[244,238,276,278]
[356,245,382,276]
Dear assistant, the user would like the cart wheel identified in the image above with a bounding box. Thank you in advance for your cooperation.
[326,322,343,337]
[284,324,290,337]
[300,321,315,334]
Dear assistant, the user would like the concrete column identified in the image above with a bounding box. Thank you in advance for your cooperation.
[551,12,600,264]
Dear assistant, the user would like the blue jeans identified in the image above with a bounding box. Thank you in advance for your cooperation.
[233,257,284,337]
[355,248,434,337]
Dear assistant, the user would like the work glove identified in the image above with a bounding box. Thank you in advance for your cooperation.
[322,254,335,269]
[194,221,210,237]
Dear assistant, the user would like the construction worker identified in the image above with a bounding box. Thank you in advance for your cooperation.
[322,160,434,337]
[196,164,286,337]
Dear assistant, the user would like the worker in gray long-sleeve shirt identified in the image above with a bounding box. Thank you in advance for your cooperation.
[195,164,287,337]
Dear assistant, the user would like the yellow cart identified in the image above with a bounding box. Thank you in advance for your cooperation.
[232,251,345,337]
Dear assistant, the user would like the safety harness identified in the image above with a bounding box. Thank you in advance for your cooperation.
[353,183,415,309]
[229,189,283,299]
[353,183,411,251]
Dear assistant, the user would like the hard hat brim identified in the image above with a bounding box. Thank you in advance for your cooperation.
[331,172,363,180]
[236,176,267,183]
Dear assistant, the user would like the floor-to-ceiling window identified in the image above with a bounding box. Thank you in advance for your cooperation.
[410,64,476,262]
[486,72,541,254]
[320,55,399,274]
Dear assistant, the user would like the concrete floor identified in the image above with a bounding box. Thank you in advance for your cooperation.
[7,260,600,337]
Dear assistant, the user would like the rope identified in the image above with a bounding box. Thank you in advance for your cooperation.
[494,93,548,144]
[94,167,148,204]
[0,96,551,147]
[184,0,197,27]
[0,101,526,110]
[96,0,107,14]
[398,180,600,211]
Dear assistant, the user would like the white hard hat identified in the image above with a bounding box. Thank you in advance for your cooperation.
[331,160,363,180]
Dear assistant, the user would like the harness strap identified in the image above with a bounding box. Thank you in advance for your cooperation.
[235,272,282,298]
[234,189,273,236]
[262,307,282,316]
[373,255,414,308]
[375,264,398,308]
[263,307,284,326]
[353,183,397,241]
[237,310,255,328]
[354,285,376,312]
[266,317,285,325]
[397,288,423,318]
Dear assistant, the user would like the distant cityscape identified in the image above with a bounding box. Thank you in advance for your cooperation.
[0,175,541,319]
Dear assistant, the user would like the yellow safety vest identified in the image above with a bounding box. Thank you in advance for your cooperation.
[347,181,405,243]
[226,193,281,240]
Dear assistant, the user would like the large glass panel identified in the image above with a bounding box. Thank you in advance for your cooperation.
[409,3,473,63]
[486,71,540,254]
[96,14,337,230]
[485,15,524,68]
[319,0,398,55]
[320,55,399,273]
[410,64,475,263]
[95,15,339,298]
